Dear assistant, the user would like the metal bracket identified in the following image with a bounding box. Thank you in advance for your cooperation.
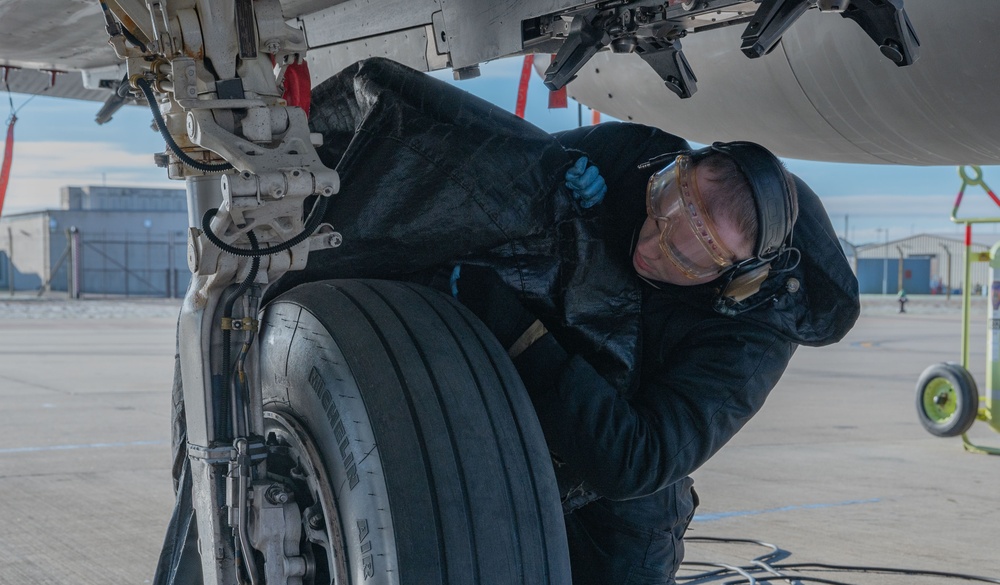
[250,482,307,585]
[740,0,811,58]
[840,0,919,66]
[636,38,698,99]
[816,0,850,11]
[543,11,610,91]
[221,317,259,332]
[188,438,267,465]
[188,443,236,465]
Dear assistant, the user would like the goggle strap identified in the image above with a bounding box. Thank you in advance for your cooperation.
[638,150,687,170]
[688,142,795,259]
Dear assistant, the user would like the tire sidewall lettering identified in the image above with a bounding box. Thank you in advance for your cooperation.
[262,306,398,583]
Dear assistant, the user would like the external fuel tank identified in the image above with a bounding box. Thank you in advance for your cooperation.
[543,0,999,165]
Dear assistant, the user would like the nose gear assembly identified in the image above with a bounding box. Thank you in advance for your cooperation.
[101,1,343,582]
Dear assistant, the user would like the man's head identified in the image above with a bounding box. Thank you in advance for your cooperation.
[632,142,798,289]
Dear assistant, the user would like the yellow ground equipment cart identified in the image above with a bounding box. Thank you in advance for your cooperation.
[916,166,1000,454]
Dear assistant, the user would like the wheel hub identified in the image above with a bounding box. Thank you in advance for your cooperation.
[923,379,958,422]
[262,410,349,585]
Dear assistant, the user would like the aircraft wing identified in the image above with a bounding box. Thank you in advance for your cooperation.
[0,1,916,98]
[4,0,958,164]
[0,0,123,101]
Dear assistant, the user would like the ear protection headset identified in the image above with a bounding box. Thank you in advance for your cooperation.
[689,141,796,259]
[641,140,799,313]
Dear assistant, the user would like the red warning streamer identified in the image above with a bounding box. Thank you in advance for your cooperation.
[0,115,15,219]
[515,55,534,119]
[548,86,568,109]
[282,61,312,118]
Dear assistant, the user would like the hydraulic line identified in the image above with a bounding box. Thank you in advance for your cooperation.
[211,235,261,585]
[214,230,259,440]
[232,328,255,438]
[98,0,148,52]
[233,437,260,585]
[201,196,329,258]
[230,285,259,440]
[134,77,234,173]
[121,28,148,52]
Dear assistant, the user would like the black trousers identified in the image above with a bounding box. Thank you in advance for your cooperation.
[564,479,699,585]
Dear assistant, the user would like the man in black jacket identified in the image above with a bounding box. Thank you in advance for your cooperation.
[456,121,859,584]
[155,59,859,585]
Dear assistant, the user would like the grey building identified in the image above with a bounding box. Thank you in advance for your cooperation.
[854,232,1000,295]
[0,185,189,297]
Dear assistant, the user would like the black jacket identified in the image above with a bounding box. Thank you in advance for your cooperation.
[513,122,859,509]
[290,58,857,400]
[295,57,859,528]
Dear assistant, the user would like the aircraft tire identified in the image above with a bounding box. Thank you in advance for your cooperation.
[259,279,570,585]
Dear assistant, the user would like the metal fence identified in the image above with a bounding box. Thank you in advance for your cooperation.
[78,231,188,297]
[32,229,191,298]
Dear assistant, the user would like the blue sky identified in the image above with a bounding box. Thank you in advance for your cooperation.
[4,57,1000,246]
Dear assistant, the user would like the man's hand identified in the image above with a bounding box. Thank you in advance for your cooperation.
[452,265,540,354]
[565,156,607,208]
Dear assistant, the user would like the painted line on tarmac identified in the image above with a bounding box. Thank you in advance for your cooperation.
[0,440,168,454]
[693,498,880,523]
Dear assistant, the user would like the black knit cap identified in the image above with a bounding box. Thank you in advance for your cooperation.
[689,141,795,261]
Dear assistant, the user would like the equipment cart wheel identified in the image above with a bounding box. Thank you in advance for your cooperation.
[258,279,570,584]
[915,362,980,437]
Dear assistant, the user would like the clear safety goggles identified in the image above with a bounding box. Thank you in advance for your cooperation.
[645,155,738,280]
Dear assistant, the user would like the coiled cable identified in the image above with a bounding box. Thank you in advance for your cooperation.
[134,77,234,173]
[677,536,1000,585]
[201,195,329,258]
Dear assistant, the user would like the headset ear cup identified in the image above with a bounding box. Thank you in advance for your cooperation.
[723,263,771,302]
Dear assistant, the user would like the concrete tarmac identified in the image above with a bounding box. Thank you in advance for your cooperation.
[0,299,178,585]
[686,295,1000,584]
[1,295,998,584]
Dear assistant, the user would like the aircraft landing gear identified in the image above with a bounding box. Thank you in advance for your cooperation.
[256,279,571,584]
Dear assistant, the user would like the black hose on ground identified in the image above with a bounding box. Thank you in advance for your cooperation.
[678,536,1000,585]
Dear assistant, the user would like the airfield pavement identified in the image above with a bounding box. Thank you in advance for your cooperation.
[0,293,998,584]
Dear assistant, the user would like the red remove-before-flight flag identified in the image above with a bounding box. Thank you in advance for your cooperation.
[515,55,534,119]
[0,115,16,218]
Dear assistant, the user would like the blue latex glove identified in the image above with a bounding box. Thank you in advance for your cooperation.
[450,265,462,298]
[564,156,607,208]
